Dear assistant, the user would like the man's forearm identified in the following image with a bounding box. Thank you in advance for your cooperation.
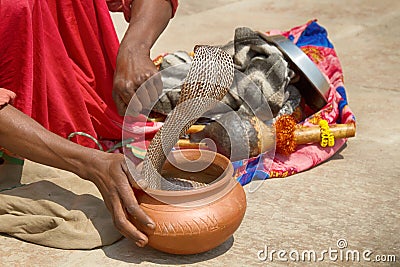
[123,0,173,52]
[0,104,96,179]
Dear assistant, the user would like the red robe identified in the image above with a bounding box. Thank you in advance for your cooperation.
[0,0,177,148]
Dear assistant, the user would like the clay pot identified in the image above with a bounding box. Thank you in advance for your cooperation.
[134,149,246,255]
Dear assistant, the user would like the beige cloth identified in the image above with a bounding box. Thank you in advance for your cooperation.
[0,161,122,249]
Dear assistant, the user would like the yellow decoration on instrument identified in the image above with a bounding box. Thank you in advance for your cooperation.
[319,119,335,147]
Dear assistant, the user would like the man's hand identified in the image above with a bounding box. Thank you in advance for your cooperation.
[87,152,155,247]
[112,0,173,116]
[113,43,162,116]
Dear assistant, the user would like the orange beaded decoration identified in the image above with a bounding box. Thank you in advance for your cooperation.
[275,115,298,155]
[152,54,165,70]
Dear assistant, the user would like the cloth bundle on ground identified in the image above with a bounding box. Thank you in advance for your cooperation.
[154,20,355,184]
[154,27,301,119]
[0,162,122,249]
[233,20,355,184]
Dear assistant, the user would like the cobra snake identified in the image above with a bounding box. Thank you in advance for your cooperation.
[142,45,234,190]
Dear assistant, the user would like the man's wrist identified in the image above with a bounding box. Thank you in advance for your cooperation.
[71,148,103,181]
[121,26,153,53]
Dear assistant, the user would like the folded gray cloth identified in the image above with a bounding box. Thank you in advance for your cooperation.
[225,27,291,117]
[153,27,300,120]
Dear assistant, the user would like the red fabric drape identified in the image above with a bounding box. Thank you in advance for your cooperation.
[0,0,123,148]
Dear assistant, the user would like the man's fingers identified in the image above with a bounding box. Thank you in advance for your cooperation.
[110,198,149,247]
[136,70,161,112]
[112,91,127,116]
[147,73,163,103]
[135,86,151,111]
[122,193,155,230]
[146,84,159,105]
[113,78,135,105]
[118,162,154,228]
[128,94,142,116]
[116,168,155,230]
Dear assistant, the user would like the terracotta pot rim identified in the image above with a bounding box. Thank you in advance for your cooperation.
[143,149,234,197]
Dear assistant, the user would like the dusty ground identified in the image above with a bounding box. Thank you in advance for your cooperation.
[0,0,399,266]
